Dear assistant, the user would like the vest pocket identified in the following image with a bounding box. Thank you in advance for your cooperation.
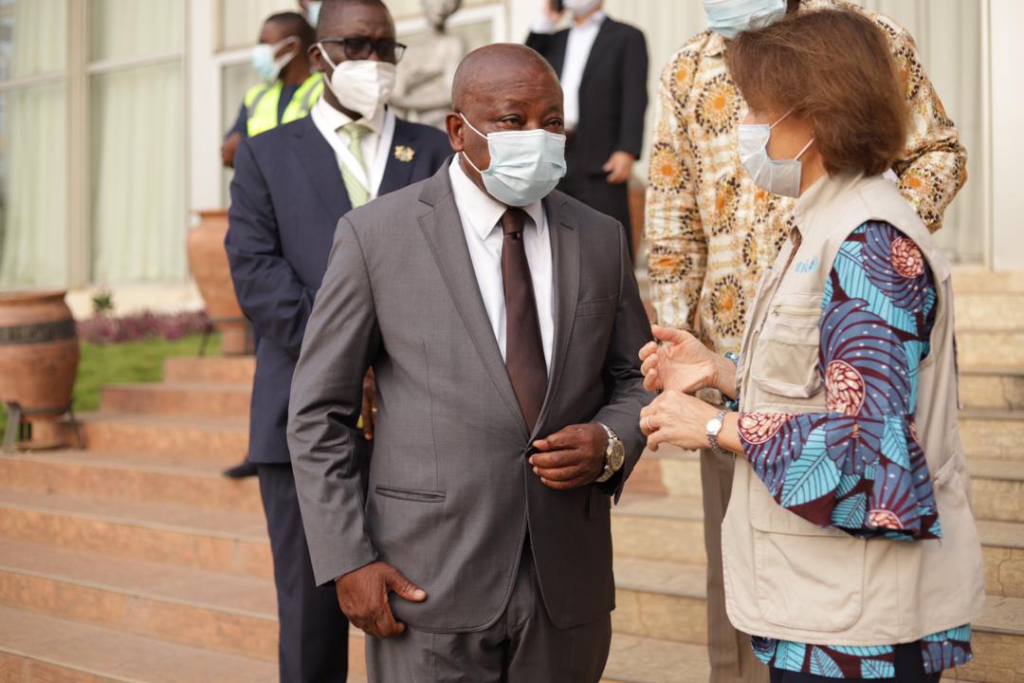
[754,529,866,632]
[749,300,822,399]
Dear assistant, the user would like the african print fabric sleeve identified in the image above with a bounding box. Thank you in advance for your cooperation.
[738,221,941,541]
[881,17,968,234]
[644,48,707,333]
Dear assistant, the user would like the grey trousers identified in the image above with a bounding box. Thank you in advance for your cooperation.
[366,542,612,682]
[701,448,769,683]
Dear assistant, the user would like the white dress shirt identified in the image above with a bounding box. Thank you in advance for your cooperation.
[448,157,555,370]
[310,98,395,198]
[533,11,607,132]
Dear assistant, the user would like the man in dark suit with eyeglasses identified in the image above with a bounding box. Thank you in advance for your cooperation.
[225,1,450,680]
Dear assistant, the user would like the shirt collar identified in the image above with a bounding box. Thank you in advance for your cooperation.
[703,30,727,58]
[312,96,386,135]
[448,156,546,242]
[571,10,606,31]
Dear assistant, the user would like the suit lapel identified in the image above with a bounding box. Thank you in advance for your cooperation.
[291,118,352,220]
[579,18,615,90]
[416,168,529,438]
[378,118,417,197]
[549,31,569,78]
[532,193,580,439]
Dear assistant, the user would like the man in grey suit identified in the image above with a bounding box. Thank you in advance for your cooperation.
[288,43,652,682]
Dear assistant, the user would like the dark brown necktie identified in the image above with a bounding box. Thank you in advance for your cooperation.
[501,208,548,432]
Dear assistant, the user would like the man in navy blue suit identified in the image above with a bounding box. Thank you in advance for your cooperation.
[225,1,450,679]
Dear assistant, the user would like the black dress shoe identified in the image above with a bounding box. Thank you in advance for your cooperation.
[223,459,259,479]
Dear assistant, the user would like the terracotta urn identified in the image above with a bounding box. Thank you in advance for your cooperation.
[187,209,250,355]
[0,291,80,447]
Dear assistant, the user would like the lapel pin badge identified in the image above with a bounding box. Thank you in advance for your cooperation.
[394,145,415,163]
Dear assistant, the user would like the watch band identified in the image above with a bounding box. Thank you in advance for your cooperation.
[595,423,621,483]
[707,408,729,456]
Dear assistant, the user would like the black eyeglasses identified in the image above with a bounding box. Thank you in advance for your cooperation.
[319,37,407,63]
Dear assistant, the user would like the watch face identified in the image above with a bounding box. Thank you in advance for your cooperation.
[707,418,723,434]
[606,440,622,466]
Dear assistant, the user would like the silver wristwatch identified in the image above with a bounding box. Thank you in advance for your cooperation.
[706,409,729,456]
[595,423,626,483]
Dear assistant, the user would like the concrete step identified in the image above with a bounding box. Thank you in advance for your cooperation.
[960,409,1024,461]
[953,270,1024,295]
[604,635,709,683]
[64,412,249,465]
[627,447,702,498]
[0,450,262,514]
[957,330,1024,369]
[614,558,707,645]
[0,605,278,683]
[0,487,271,579]
[979,520,1024,600]
[100,382,251,419]
[955,293,1024,331]
[970,459,1024,523]
[0,537,278,661]
[163,355,255,385]
[960,368,1024,411]
[612,494,706,566]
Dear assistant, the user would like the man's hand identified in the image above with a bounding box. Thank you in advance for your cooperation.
[335,562,427,639]
[529,423,606,490]
[603,151,635,185]
[221,132,242,169]
[639,325,733,396]
[360,368,377,440]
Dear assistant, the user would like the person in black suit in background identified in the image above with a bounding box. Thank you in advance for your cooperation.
[225,0,450,680]
[527,0,648,256]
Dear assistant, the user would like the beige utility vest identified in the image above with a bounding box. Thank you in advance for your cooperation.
[722,171,986,644]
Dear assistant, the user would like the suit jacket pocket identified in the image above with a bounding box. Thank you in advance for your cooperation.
[375,485,447,503]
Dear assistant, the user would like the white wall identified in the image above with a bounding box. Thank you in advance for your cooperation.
[989,0,1024,270]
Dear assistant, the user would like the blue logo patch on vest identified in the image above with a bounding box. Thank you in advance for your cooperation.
[794,257,820,274]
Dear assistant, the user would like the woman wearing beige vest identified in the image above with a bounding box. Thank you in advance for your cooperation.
[638,9,985,682]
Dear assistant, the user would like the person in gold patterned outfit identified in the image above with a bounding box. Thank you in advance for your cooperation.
[643,1,967,681]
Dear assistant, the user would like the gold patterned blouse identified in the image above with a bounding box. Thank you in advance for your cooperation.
[644,0,967,354]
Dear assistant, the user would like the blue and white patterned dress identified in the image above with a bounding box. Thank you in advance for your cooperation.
[737,221,972,678]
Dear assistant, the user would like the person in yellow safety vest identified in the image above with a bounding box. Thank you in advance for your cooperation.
[221,11,324,168]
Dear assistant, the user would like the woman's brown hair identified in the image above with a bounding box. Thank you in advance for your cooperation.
[727,9,909,176]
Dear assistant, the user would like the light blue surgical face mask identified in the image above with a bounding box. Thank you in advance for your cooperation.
[459,114,568,207]
[251,37,297,83]
[738,110,815,198]
[307,1,322,27]
[703,0,787,39]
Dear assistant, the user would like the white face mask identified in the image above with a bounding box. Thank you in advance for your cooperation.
[306,1,323,27]
[738,111,815,198]
[703,0,786,39]
[251,37,298,83]
[564,0,601,15]
[318,46,396,121]
[459,114,567,207]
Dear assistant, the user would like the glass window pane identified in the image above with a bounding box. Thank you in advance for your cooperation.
[90,61,185,283]
[0,0,67,81]
[89,0,184,63]
[219,0,295,51]
[0,83,68,287]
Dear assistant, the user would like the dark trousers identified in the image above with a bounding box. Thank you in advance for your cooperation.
[258,463,349,682]
[560,137,633,258]
[366,540,611,682]
[769,643,941,683]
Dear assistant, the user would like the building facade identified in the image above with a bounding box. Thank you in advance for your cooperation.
[0,0,1021,309]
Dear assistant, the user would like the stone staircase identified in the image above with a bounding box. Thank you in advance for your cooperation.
[0,272,1022,682]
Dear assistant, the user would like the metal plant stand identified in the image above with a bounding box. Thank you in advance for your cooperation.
[2,401,84,453]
